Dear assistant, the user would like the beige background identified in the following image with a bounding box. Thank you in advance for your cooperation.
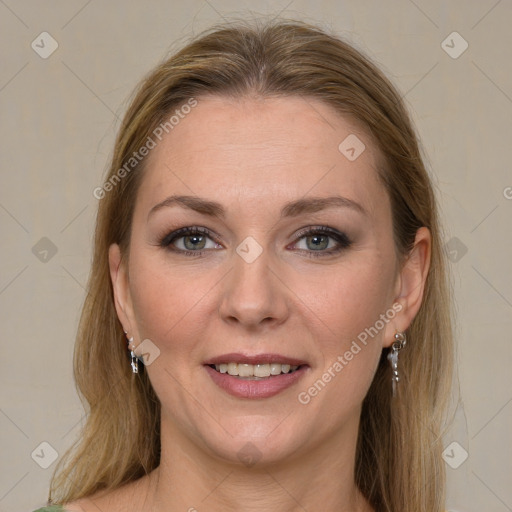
[0,1,511,511]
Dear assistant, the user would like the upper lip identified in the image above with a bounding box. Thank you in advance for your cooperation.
[204,353,308,366]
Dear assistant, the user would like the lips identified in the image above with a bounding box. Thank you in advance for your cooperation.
[204,352,307,366]
[203,353,309,399]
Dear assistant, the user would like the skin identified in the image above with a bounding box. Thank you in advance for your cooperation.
[66,95,430,512]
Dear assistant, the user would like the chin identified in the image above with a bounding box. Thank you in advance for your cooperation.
[206,435,298,469]
[192,413,310,468]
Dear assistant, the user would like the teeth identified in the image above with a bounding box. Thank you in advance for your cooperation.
[254,364,270,378]
[270,363,282,375]
[238,364,252,377]
[213,363,299,377]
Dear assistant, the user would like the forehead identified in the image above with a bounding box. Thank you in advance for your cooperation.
[135,95,387,220]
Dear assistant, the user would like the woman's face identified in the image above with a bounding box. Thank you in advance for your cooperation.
[110,95,410,466]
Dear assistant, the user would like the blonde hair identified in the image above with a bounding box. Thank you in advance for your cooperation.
[49,19,454,512]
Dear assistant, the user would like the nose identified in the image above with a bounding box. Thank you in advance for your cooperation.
[218,244,290,330]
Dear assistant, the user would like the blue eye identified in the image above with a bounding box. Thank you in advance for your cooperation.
[292,226,352,257]
[160,225,352,258]
[160,227,221,255]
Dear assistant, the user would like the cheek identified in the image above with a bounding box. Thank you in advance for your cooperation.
[293,252,396,397]
[128,252,217,357]
[298,257,395,347]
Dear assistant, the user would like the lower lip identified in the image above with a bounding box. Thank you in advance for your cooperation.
[204,365,308,399]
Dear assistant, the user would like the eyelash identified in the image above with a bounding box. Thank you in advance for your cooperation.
[159,225,352,259]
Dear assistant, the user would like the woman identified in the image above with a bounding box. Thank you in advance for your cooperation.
[36,19,454,512]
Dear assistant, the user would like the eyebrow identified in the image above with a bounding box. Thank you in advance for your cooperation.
[147,194,367,221]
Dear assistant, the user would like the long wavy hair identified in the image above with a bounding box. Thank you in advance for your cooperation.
[49,19,454,512]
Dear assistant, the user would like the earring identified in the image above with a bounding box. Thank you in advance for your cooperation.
[387,331,406,397]
[125,334,139,374]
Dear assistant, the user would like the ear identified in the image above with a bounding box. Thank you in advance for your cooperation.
[384,226,431,347]
[108,243,136,340]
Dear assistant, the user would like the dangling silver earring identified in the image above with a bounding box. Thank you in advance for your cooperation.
[387,331,406,397]
[126,334,139,374]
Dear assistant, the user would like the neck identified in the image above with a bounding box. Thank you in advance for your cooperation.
[143,418,373,512]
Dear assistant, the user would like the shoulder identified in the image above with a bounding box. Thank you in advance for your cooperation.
[54,477,152,512]
[31,502,86,512]
[39,472,155,512]
[32,507,65,512]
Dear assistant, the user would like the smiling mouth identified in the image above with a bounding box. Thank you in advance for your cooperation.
[208,362,303,379]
